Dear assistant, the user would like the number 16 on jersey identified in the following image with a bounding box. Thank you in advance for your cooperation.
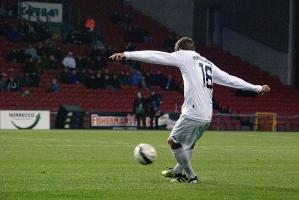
[199,63,213,89]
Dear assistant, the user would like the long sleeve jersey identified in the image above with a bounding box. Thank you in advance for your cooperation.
[124,50,262,122]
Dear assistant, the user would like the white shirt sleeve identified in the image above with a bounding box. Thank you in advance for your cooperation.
[213,64,262,92]
[124,51,184,67]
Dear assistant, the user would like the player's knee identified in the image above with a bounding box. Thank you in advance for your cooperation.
[167,138,173,145]
[167,137,181,149]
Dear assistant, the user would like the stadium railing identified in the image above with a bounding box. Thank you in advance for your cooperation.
[50,112,299,132]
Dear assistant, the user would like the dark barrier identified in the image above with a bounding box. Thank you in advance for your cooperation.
[55,105,85,129]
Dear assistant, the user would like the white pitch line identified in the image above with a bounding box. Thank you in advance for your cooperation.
[0,136,130,145]
[0,144,134,149]
[199,145,299,149]
[226,133,299,140]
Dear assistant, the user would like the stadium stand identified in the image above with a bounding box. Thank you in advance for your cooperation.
[0,0,298,131]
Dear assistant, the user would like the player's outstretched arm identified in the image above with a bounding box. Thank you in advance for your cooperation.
[260,85,271,95]
[110,51,183,67]
[109,53,126,61]
[213,64,271,94]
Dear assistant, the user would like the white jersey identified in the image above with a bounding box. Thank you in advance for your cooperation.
[124,50,262,122]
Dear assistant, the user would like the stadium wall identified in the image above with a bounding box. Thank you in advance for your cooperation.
[222,28,289,84]
[128,0,290,84]
[126,0,194,38]
[193,0,289,51]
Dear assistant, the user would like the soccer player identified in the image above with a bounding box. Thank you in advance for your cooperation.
[109,37,270,183]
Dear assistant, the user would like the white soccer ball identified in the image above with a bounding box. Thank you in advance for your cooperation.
[134,143,157,165]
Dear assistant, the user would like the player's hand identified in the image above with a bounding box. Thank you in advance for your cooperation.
[260,85,270,95]
[109,53,126,61]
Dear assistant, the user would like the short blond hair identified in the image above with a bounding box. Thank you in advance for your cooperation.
[175,37,195,51]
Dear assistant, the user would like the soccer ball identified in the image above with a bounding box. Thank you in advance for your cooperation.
[134,143,157,165]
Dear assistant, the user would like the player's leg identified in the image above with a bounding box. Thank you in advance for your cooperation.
[136,114,141,129]
[173,123,209,183]
[168,139,196,179]
[141,115,146,128]
[162,142,195,177]
[167,138,198,182]
[172,142,195,174]
[163,119,210,183]
[162,116,194,178]
[166,116,198,180]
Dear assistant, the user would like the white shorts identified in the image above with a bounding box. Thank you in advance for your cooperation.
[170,115,210,149]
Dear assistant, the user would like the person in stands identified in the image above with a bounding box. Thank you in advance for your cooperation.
[85,16,96,32]
[50,78,59,92]
[5,77,18,92]
[62,52,76,69]
[133,92,147,129]
[147,91,162,129]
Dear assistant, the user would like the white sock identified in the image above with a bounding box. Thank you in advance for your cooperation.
[173,148,193,174]
[171,147,196,178]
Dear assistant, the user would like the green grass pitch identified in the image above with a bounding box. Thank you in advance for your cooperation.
[0,130,299,200]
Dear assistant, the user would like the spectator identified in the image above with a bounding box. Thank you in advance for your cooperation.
[164,74,176,90]
[129,70,142,86]
[6,27,20,41]
[50,78,59,92]
[62,52,76,69]
[24,44,39,60]
[147,91,162,129]
[68,70,79,84]
[20,73,31,87]
[85,16,96,32]
[85,16,96,44]
[48,54,58,68]
[5,77,18,91]
[22,89,31,97]
[152,70,166,87]
[133,92,147,129]
[144,71,154,88]
[119,71,129,87]
[140,76,148,89]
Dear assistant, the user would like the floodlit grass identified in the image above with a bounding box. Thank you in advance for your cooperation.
[0,130,298,200]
